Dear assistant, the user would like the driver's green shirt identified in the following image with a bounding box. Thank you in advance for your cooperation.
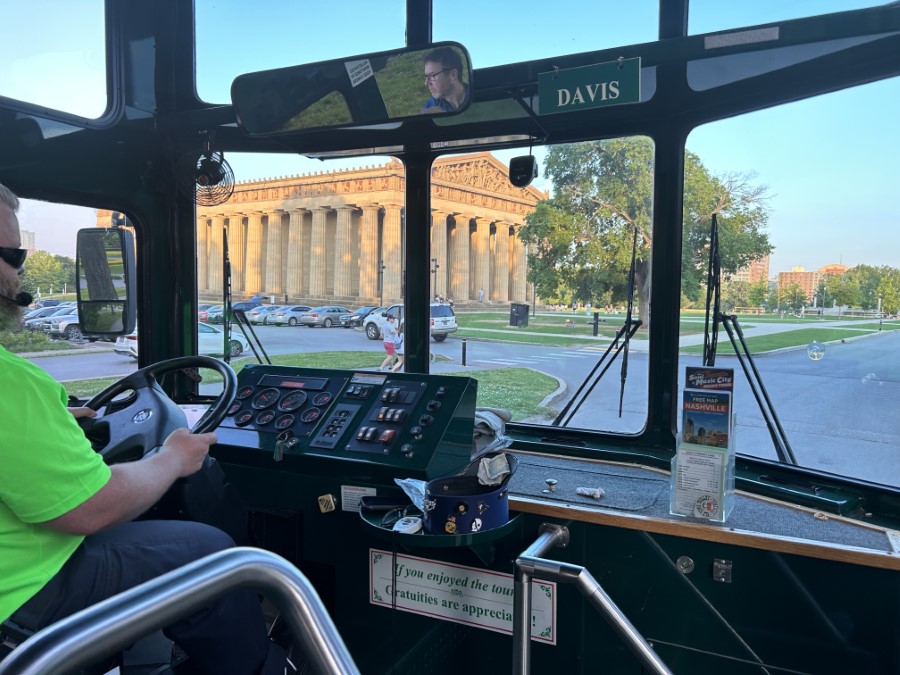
[0,345,111,623]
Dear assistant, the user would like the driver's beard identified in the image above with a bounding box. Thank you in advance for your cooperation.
[0,300,22,333]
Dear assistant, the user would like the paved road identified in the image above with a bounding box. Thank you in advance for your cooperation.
[25,321,899,487]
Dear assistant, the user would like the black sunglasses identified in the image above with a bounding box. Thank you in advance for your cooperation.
[0,247,27,269]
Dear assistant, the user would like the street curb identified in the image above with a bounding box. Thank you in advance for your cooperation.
[535,368,567,410]
[19,346,112,359]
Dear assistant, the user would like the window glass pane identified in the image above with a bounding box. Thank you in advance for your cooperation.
[433,0,658,68]
[438,142,651,433]
[0,3,106,118]
[689,0,882,35]
[193,147,650,434]
[682,77,900,487]
[196,1,406,104]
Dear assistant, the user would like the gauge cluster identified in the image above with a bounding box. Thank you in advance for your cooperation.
[214,364,478,480]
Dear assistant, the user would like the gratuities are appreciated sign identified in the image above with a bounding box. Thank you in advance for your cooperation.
[369,549,556,644]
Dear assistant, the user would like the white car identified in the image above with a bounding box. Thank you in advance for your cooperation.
[364,303,458,342]
[115,322,250,359]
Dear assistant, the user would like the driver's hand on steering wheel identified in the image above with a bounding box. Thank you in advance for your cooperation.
[162,428,218,478]
[68,406,97,420]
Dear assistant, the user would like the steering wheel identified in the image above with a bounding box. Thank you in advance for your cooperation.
[81,356,237,464]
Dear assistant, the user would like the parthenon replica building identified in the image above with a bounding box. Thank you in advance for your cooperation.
[101,152,546,307]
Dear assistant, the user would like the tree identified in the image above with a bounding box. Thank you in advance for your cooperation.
[721,280,751,312]
[518,138,772,328]
[54,254,76,291]
[782,283,807,311]
[19,250,68,297]
[747,279,769,309]
[832,274,862,314]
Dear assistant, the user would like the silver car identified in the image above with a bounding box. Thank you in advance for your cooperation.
[298,305,349,328]
[246,305,283,325]
[269,305,312,327]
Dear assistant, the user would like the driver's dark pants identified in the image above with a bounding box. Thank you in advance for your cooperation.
[12,520,286,675]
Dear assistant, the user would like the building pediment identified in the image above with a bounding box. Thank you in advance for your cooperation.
[432,152,546,204]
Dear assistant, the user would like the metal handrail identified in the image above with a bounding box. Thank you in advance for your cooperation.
[0,547,360,675]
[513,524,671,675]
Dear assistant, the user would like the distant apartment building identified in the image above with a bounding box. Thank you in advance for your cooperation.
[729,255,770,283]
[778,263,848,301]
[21,229,35,253]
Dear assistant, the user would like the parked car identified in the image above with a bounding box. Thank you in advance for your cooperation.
[32,299,64,309]
[246,305,283,325]
[205,305,224,323]
[44,308,107,341]
[298,305,349,328]
[198,304,214,321]
[339,306,380,328]
[364,303,458,342]
[21,305,66,327]
[269,305,312,327]
[232,301,261,313]
[33,306,78,333]
[115,322,250,359]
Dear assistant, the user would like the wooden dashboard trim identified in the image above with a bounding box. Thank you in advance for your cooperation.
[506,451,899,571]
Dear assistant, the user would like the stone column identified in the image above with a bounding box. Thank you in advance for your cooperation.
[197,217,209,293]
[227,214,245,293]
[493,220,510,302]
[358,204,380,301]
[382,204,402,301]
[309,207,329,298]
[285,208,306,300]
[471,216,490,302]
[265,211,285,294]
[450,214,471,302]
[208,215,225,293]
[245,211,264,295]
[510,224,528,301]
[430,210,449,299]
[333,205,355,298]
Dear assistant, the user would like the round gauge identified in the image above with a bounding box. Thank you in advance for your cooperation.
[236,385,255,400]
[227,401,242,416]
[251,387,281,410]
[278,390,307,412]
[311,392,332,407]
[255,410,276,426]
[275,414,295,430]
[234,410,254,427]
[299,407,321,424]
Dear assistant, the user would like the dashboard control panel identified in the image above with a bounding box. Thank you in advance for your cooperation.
[214,364,478,480]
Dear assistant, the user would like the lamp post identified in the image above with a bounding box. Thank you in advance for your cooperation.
[878,294,883,331]
[378,260,386,307]
[431,258,439,300]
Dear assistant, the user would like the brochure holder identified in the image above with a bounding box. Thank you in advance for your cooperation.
[670,367,735,523]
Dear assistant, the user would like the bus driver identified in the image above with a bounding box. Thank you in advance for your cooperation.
[0,183,289,674]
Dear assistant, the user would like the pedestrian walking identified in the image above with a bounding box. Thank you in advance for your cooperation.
[379,314,399,370]
[391,322,405,372]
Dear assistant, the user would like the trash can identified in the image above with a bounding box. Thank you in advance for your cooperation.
[509,303,529,327]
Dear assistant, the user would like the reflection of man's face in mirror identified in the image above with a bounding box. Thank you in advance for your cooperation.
[421,47,469,114]
[424,61,456,100]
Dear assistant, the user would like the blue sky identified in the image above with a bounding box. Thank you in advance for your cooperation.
[4,1,897,274]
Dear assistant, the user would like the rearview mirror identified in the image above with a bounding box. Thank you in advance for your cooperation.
[231,42,472,135]
[76,227,136,336]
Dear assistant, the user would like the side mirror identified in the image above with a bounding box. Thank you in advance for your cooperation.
[75,227,136,336]
[232,42,472,135]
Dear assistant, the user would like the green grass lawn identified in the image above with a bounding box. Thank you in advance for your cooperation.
[680,327,876,355]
